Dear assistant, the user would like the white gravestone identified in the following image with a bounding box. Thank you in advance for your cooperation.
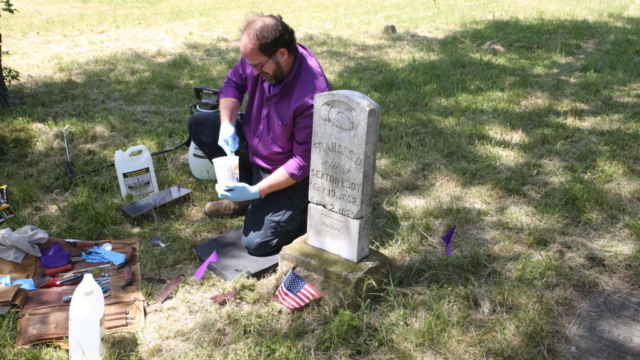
[307,90,380,262]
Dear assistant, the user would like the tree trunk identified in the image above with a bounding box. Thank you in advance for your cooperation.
[0,33,10,108]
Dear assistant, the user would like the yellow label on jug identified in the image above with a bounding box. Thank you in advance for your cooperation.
[123,167,154,196]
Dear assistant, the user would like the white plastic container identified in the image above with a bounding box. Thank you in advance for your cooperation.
[188,143,216,180]
[115,145,159,198]
[188,106,218,181]
[69,274,105,360]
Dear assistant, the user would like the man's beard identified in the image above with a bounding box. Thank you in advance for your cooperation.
[260,58,286,84]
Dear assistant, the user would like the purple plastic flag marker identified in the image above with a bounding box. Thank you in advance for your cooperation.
[194,251,218,279]
[441,226,456,256]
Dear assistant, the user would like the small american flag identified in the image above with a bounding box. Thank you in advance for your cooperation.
[275,269,321,309]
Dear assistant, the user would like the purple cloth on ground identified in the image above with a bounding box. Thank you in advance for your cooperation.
[40,242,64,257]
[40,251,70,268]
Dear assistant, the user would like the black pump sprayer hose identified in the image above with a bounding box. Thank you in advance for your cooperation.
[62,131,190,181]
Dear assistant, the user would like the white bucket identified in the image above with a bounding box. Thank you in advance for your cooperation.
[188,142,216,180]
[69,274,105,360]
[115,145,159,198]
[188,106,218,181]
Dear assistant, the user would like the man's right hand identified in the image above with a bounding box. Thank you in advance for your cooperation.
[218,122,239,156]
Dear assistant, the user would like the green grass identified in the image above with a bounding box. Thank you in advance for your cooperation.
[2,0,640,358]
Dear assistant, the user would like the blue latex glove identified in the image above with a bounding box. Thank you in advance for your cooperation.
[82,247,126,265]
[12,279,37,291]
[218,122,239,156]
[1,275,37,291]
[218,183,260,202]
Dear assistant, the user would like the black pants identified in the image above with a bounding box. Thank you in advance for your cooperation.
[187,111,309,256]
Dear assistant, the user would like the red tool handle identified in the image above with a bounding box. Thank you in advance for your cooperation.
[36,277,65,289]
[121,266,133,288]
[117,247,136,270]
[42,264,73,277]
[124,247,135,262]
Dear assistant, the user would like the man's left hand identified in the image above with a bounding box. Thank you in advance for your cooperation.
[218,183,260,202]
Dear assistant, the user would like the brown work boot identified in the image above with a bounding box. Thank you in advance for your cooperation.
[204,200,250,218]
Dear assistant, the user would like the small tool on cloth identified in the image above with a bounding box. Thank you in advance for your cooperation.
[119,265,142,312]
[64,240,97,248]
[35,275,82,289]
[64,240,113,252]
[105,320,134,330]
[58,265,104,278]
[62,289,111,303]
[63,264,110,277]
[104,316,135,321]
[41,264,73,277]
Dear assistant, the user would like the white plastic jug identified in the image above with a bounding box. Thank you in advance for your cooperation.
[188,106,217,181]
[115,145,159,198]
[69,274,105,360]
[188,142,216,180]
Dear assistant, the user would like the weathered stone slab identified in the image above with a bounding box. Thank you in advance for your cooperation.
[192,227,279,281]
[566,291,640,359]
[273,234,392,305]
[307,90,380,262]
[307,203,371,263]
[308,90,380,219]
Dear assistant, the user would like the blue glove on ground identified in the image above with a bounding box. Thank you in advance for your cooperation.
[1,275,37,291]
[217,183,260,202]
[218,122,239,156]
[82,246,126,265]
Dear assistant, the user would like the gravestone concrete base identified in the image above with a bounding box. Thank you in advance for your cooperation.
[307,204,371,262]
[270,234,392,305]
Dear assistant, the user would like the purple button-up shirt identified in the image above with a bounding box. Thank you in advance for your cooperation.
[219,44,331,182]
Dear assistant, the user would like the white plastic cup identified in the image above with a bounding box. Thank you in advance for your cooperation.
[212,156,239,191]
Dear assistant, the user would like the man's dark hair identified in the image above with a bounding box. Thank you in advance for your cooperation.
[242,14,299,57]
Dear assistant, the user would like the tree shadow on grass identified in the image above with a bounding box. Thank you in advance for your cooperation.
[325,16,640,254]
[319,16,640,358]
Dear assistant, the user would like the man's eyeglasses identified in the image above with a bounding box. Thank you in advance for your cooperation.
[247,49,279,72]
